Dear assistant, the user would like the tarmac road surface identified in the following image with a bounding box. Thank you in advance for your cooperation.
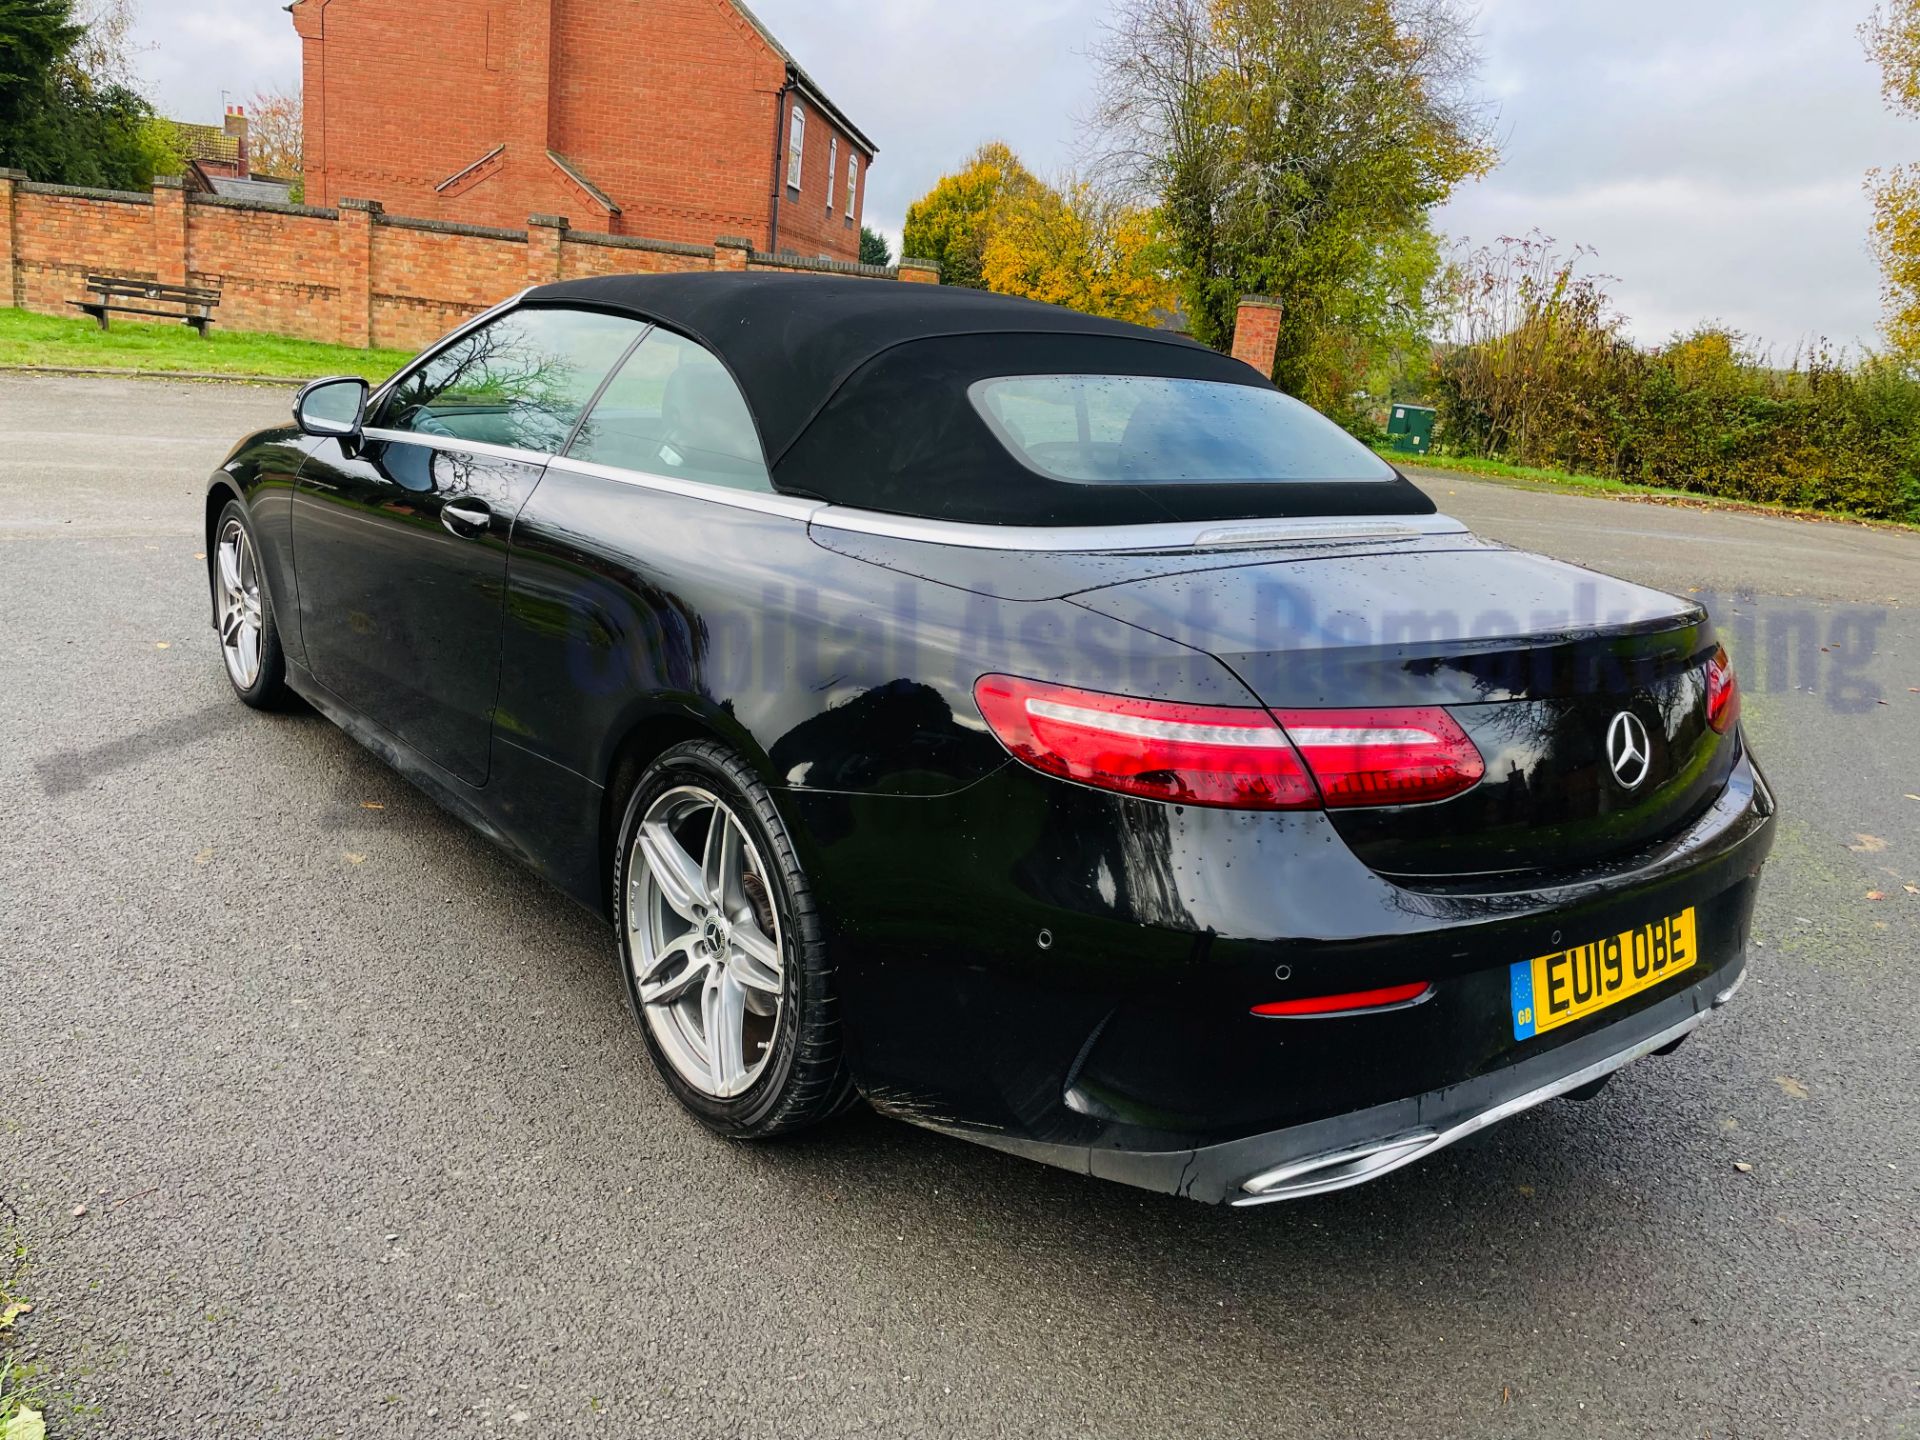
[1,374,1914,1438]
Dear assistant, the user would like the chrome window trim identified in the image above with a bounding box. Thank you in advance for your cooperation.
[805,507,1468,554]
[544,455,824,521]
[361,427,555,468]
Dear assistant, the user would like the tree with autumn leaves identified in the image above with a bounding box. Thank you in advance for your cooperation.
[1863,1,1920,357]
[1089,0,1494,409]
[907,0,1492,416]
[902,142,1176,327]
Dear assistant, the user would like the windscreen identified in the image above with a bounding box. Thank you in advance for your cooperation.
[970,375,1397,485]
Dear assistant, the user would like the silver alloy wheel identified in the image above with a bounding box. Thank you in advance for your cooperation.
[628,785,786,1099]
[216,517,265,691]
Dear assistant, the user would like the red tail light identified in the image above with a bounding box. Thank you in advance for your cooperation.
[1706,645,1740,734]
[1271,707,1485,808]
[972,675,1318,810]
[973,677,1485,812]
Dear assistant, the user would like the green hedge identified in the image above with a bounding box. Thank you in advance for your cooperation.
[1432,327,1920,522]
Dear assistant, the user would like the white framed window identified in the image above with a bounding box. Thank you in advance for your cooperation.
[827,137,837,210]
[786,105,805,190]
[846,155,858,218]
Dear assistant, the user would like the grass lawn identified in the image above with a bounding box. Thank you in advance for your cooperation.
[1380,443,1920,532]
[0,308,412,383]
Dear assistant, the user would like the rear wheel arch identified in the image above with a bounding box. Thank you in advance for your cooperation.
[598,711,783,908]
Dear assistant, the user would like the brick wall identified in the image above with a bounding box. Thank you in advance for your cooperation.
[0,170,933,353]
[772,90,868,261]
[296,0,874,262]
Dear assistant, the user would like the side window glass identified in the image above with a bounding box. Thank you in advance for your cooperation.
[375,307,644,453]
[567,329,772,493]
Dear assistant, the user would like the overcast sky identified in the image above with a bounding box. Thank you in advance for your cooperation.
[129,0,1913,353]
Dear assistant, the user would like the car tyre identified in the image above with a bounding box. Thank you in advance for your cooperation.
[613,739,856,1138]
[211,499,291,710]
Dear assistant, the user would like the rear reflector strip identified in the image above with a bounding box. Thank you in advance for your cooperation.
[1252,982,1434,1018]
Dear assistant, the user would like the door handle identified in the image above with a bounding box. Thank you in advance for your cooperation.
[442,498,493,538]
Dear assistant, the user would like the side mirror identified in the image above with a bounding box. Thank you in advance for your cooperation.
[295,376,370,440]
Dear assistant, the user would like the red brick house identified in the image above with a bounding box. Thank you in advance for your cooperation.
[291,0,877,262]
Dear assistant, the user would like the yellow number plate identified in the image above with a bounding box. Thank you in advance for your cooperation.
[1510,908,1698,1041]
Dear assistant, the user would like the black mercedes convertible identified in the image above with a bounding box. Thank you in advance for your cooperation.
[203,275,1775,1205]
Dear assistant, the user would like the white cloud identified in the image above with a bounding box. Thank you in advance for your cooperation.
[128,0,302,119]
[123,0,1912,349]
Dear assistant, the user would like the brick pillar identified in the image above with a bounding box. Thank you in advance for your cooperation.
[527,214,568,285]
[714,235,751,273]
[291,0,327,206]
[153,175,188,287]
[1230,295,1283,377]
[336,198,381,348]
[897,258,941,285]
[0,169,20,309]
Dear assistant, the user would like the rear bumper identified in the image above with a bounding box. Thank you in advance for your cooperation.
[1096,959,1742,1205]
[792,740,1776,1201]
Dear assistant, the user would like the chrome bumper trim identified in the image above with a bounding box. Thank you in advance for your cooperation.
[1234,1004,1719,1206]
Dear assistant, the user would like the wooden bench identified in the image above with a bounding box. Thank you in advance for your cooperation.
[71,275,222,337]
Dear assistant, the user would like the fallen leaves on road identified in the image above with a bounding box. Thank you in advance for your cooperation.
[153,642,170,650]
[4,1406,47,1440]
[343,852,366,866]
[1775,1076,1809,1100]
[1733,1161,1754,1174]
[1848,834,1888,853]
[193,848,213,866]
[1906,884,1920,896]
[1867,890,1888,901]
[0,1301,31,1331]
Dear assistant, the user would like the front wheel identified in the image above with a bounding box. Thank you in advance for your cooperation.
[612,740,855,1138]
[211,500,289,709]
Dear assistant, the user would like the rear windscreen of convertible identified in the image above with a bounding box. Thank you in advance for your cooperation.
[969,375,1397,486]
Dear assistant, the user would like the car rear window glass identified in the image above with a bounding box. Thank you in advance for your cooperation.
[968,374,1396,486]
[567,329,772,493]
[377,307,645,453]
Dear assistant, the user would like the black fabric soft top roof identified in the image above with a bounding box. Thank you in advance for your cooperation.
[527,273,1434,527]
[529,273,1210,463]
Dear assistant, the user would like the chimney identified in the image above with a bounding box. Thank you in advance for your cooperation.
[1230,296,1282,378]
[508,0,557,164]
[225,104,251,180]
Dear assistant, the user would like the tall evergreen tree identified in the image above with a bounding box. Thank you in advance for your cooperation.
[0,0,84,126]
[0,0,171,189]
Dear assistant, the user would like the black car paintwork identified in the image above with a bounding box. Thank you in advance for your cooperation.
[203,316,1776,1203]
[785,746,1769,1153]
[292,436,547,785]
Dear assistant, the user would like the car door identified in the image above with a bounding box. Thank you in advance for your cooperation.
[291,305,648,785]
